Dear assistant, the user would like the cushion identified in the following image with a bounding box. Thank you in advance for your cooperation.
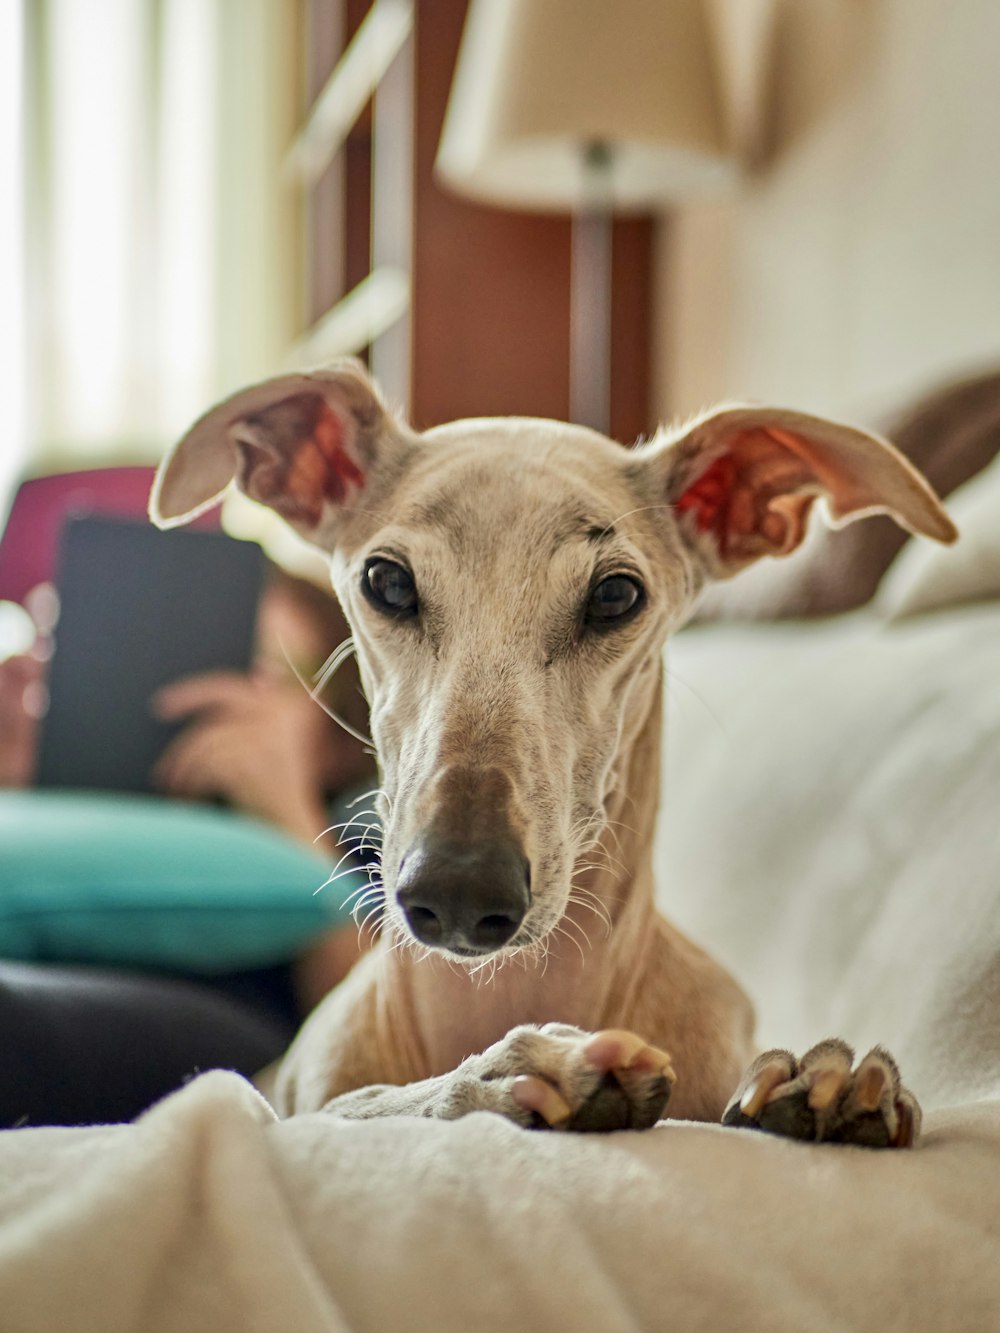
[0,791,361,972]
[877,448,1000,619]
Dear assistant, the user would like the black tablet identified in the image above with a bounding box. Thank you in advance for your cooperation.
[36,515,265,793]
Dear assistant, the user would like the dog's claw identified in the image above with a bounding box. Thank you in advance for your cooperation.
[852,1063,888,1113]
[583,1029,674,1077]
[511,1074,571,1127]
[739,1058,793,1119]
[893,1096,919,1149]
[807,1068,848,1112]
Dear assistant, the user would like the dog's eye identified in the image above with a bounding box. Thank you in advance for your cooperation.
[363,558,418,617]
[585,575,644,626]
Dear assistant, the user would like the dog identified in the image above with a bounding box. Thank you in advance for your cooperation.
[151,360,956,1146]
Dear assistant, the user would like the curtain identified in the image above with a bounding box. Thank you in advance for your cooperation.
[19,0,303,486]
[1,0,27,520]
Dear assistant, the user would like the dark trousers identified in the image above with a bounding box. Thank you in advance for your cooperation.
[0,960,298,1127]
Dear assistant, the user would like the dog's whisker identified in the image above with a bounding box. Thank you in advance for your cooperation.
[565,888,613,938]
[346,786,390,811]
[347,881,383,909]
[314,869,358,893]
[574,841,630,879]
[322,810,378,831]
[281,645,374,748]
[313,866,366,894]
[323,844,369,878]
[597,502,673,539]
[353,834,383,855]
[323,808,380,831]
[557,911,594,953]
[357,904,385,939]
[598,820,635,862]
[312,635,356,692]
[572,858,619,884]
[351,902,383,931]
[602,816,639,838]
[584,835,632,871]
[567,893,612,932]
[341,882,380,909]
[551,923,587,966]
[353,908,383,938]
[344,827,383,856]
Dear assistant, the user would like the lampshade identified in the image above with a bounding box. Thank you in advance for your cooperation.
[436,0,737,213]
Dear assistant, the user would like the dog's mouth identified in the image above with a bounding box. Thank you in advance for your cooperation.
[442,942,493,959]
[392,921,537,962]
[452,923,539,958]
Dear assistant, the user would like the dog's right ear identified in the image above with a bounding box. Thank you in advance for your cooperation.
[149,359,405,549]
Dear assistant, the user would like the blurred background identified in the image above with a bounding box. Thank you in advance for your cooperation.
[2,0,1000,607]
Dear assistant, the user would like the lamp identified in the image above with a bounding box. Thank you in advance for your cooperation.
[436,0,737,434]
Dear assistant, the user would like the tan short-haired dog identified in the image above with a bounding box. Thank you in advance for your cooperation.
[152,362,956,1146]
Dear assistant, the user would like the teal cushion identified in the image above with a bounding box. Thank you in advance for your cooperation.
[0,791,364,973]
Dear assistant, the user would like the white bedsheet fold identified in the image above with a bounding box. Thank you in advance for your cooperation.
[1,1070,998,1333]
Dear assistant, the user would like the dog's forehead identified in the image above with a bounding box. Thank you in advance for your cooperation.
[420,415,619,456]
[401,417,639,540]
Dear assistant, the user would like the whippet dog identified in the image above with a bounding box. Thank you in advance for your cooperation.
[151,361,955,1147]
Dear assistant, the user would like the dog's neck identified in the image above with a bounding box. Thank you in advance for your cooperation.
[374,673,665,1078]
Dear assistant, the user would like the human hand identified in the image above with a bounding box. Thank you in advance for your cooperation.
[0,654,45,787]
[151,670,334,845]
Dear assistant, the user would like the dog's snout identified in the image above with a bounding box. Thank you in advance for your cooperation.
[396,835,531,955]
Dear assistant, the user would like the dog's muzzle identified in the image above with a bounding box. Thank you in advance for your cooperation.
[395,834,531,956]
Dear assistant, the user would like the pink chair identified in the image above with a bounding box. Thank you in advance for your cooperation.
[0,467,219,607]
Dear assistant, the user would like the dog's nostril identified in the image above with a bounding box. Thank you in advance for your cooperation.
[405,904,443,943]
[480,913,515,933]
[471,912,521,949]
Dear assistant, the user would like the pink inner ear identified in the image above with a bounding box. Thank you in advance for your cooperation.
[297,400,365,506]
[243,395,365,526]
[674,429,818,565]
[675,454,739,549]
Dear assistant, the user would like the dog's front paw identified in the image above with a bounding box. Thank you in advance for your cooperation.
[465,1024,675,1132]
[723,1039,921,1149]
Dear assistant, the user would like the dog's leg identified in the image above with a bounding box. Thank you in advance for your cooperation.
[319,1023,675,1131]
[723,1040,921,1148]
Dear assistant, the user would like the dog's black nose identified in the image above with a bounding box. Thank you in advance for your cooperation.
[396,835,531,955]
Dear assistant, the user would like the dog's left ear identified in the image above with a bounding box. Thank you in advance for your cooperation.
[639,405,957,579]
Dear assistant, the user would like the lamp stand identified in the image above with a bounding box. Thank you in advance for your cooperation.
[570,141,614,435]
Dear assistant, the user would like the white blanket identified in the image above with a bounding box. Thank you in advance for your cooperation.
[1,1069,998,1333]
[658,605,1000,1110]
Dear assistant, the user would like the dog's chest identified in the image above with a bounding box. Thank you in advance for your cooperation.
[411,966,599,1077]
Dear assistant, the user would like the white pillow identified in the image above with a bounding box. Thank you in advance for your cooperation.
[877,451,1000,619]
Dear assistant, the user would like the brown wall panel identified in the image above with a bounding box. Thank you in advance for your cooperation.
[412,0,652,439]
[609,216,653,443]
[412,0,572,430]
[310,0,654,439]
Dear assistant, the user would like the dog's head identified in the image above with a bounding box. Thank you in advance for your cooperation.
[152,361,955,961]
